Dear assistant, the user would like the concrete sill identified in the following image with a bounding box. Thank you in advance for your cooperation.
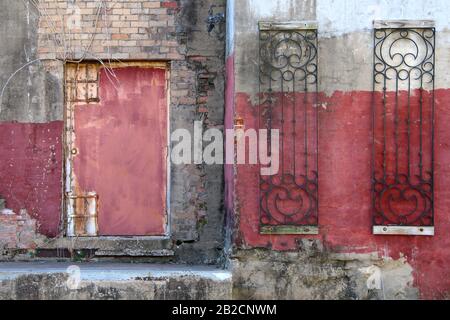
[38,237,175,257]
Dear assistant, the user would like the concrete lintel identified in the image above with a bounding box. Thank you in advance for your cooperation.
[373,226,435,236]
[259,21,318,31]
[374,20,435,29]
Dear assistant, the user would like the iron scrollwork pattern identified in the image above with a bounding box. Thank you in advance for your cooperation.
[372,26,435,230]
[258,23,319,234]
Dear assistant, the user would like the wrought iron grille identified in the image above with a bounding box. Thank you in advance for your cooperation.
[258,22,319,235]
[372,23,435,235]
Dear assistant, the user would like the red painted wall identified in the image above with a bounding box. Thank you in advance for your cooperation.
[0,121,63,237]
[73,67,167,236]
[373,90,433,226]
[234,89,450,299]
[224,54,235,231]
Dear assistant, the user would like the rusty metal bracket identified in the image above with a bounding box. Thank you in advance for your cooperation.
[66,192,99,237]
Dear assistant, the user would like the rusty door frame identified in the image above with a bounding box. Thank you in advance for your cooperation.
[62,61,171,239]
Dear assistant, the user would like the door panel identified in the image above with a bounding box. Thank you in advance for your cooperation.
[67,65,168,236]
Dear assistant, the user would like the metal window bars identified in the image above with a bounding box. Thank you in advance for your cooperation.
[372,21,435,236]
[258,22,319,235]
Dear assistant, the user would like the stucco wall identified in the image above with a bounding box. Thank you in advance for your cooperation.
[229,0,450,299]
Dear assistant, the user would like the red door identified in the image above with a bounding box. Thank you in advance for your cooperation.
[67,64,168,236]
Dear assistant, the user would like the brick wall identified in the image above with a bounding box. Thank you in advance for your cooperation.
[37,0,184,61]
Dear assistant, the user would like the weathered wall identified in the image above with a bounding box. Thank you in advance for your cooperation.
[0,0,226,265]
[0,1,64,238]
[0,1,63,123]
[4,0,450,301]
[229,0,450,299]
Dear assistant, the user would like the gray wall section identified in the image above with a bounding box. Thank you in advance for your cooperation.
[233,0,450,95]
[234,0,316,96]
[0,0,63,123]
[170,0,226,264]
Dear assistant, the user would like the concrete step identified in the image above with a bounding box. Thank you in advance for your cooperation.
[0,262,232,300]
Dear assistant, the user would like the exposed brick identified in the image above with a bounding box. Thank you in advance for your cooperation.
[143,2,161,9]
[161,1,178,9]
[111,34,129,40]
[0,210,43,249]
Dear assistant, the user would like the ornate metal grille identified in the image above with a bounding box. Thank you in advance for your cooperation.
[372,21,435,235]
[258,22,319,235]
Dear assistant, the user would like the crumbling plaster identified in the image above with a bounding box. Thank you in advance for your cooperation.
[231,245,418,300]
